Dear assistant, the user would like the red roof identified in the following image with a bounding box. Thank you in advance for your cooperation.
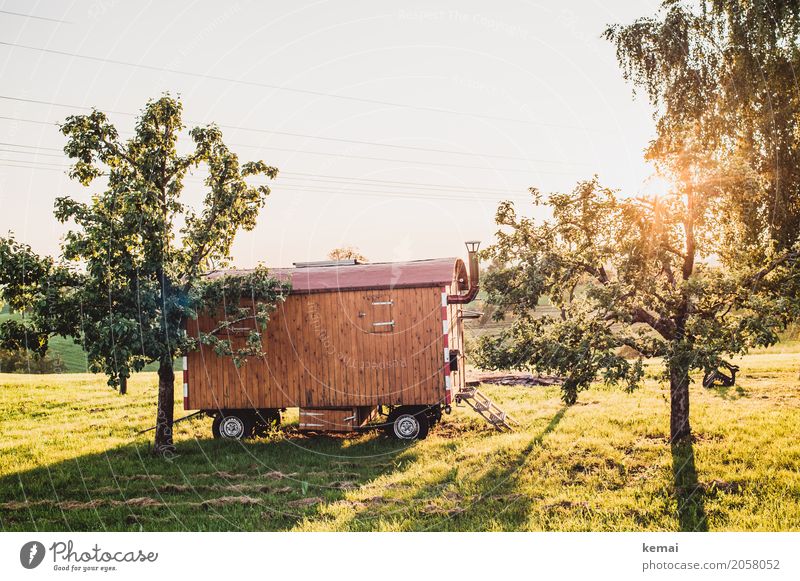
[209,257,458,294]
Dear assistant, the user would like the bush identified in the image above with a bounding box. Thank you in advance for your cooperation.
[0,349,66,373]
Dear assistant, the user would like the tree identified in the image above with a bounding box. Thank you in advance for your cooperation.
[0,96,290,455]
[474,176,796,442]
[327,246,367,262]
[606,0,800,378]
[605,0,800,263]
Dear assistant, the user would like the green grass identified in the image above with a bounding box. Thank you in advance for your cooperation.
[0,310,176,373]
[0,311,87,372]
[0,346,798,531]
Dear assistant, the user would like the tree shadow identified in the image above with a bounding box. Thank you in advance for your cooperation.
[671,440,708,531]
[0,431,413,532]
[329,405,569,531]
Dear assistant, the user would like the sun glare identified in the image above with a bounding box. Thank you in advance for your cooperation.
[643,174,673,199]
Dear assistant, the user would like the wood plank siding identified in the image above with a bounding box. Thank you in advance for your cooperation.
[185,285,447,410]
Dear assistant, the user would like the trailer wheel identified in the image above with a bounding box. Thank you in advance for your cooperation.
[212,412,253,440]
[386,406,429,441]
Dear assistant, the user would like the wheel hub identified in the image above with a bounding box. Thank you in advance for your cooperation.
[396,415,419,438]
[220,416,245,438]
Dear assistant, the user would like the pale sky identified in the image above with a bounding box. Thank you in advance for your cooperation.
[0,0,663,268]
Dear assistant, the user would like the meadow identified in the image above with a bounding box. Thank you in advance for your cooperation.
[0,345,798,532]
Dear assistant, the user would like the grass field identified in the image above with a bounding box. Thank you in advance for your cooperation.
[0,345,798,532]
[0,310,89,372]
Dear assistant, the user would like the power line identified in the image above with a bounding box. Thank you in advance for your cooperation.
[186,174,530,202]
[0,157,68,168]
[273,184,528,203]
[0,154,529,195]
[1,144,531,193]
[0,141,62,152]
[0,41,592,130]
[0,162,68,172]
[283,170,519,191]
[0,161,529,204]
[0,95,583,163]
[0,10,71,24]
[0,115,56,126]
[0,147,64,158]
[277,173,518,194]
[0,136,581,175]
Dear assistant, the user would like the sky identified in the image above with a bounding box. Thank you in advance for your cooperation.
[0,0,664,268]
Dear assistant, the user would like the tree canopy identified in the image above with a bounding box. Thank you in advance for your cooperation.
[327,246,368,262]
[0,95,290,455]
[473,0,800,443]
[605,0,800,255]
[475,176,797,441]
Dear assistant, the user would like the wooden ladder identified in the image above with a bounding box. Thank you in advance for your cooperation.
[454,387,516,431]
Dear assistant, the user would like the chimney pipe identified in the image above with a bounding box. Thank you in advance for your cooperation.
[447,241,480,304]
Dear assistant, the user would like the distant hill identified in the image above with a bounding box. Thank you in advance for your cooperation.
[0,307,172,373]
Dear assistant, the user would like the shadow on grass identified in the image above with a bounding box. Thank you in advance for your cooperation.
[671,440,708,532]
[466,405,569,529]
[330,405,569,531]
[0,431,413,532]
[708,383,749,401]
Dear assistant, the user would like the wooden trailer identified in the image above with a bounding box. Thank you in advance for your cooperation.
[183,242,508,440]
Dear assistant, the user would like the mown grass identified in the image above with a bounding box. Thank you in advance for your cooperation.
[0,346,798,532]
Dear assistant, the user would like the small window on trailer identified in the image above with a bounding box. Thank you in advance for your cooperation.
[358,293,394,333]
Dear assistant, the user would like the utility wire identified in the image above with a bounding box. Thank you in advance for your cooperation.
[0,141,62,151]
[0,115,56,126]
[0,136,581,175]
[0,155,532,196]
[0,10,71,24]
[0,147,64,158]
[0,161,529,204]
[0,95,583,163]
[0,158,530,199]
[0,41,592,130]
[1,145,532,193]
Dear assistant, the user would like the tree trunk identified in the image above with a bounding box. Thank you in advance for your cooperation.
[669,359,691,443]
[153,357,176,456]
[119,375,127,395]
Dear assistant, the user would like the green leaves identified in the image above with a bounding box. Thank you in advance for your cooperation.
[194,266,290,367]
[476,173,793,405]
[607,0,800,252]
[0,95,286,395]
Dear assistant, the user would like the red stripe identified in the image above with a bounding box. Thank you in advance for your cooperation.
[442,287,450,404]
[183,370,188,383]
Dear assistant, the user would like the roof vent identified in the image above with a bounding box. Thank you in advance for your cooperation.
[293,259,361,268]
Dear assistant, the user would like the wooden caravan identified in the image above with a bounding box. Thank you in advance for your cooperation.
[184,243,483,440]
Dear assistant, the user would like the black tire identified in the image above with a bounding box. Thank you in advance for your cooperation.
[426,405,442,426]
[212,411,253,440]
[386,406,430,441]
[253,409,281,438]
